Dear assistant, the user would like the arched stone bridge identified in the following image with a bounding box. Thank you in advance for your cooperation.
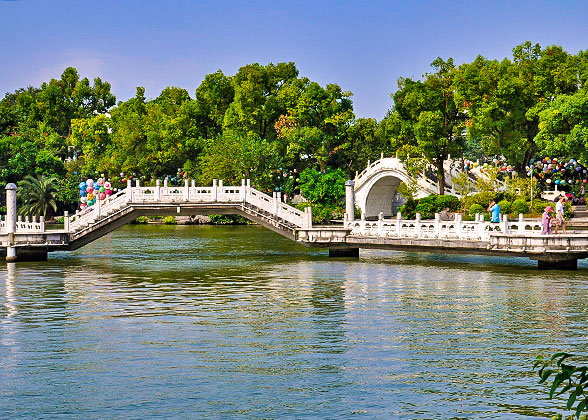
[352,156,459,218]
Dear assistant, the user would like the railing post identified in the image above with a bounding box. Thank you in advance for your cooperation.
[39,216,45,233]
[212,179,218,201]
[303,206,312,228]
[241,179,246,202]
[191,179,196,188]
[502,214,509,234]
[164,178,168,187]
[155,179,161,201]
[378,212,383,236]
[5,183,16,235]
[96,195,101,219]
[455,213,462,239]
[126,179,132,202]
[184,179,189,201]
[396,212,402,236]
[64,211,69,232]
[518,213,524,234]
[434,212,440,237]
[361,212,366,235]
[272,192,279,216]
[135,179,140,188]
[345,180,355,222]
[415,213,421,238]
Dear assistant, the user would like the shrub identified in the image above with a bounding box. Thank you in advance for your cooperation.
[398,198,417,219]
[435,195,460,212]
[564,202,574,219]
[511,199,530,215]
[498,200,512,215]
[133,216,148,224]
[162,216,177,224]
[464,192,500,210]
[208,214,249,224]
[415,199,436,219]
[468,204,486,218]
[531,200,549,215]
[295,202,344,224]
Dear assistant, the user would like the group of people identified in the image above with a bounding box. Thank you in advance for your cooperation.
[541,195,568,235]
[486,196,568,235]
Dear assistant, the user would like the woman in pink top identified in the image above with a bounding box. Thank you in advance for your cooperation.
[541,206,553,235]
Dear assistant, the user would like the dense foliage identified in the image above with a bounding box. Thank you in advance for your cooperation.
[2,41,588,216]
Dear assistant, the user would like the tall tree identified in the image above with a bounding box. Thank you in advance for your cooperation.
[389,58,466,194]
[455,42,579,170]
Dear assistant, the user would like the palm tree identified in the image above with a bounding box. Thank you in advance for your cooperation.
[17,174,59,219]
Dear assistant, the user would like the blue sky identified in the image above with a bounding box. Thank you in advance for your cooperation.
[2,0,587,119]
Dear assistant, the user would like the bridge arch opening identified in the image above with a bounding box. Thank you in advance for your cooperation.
[364,176,406,218]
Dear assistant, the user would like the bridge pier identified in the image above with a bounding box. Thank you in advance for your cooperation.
[329,247,359,258]
[536,257,578,270]
[3,247,48,262]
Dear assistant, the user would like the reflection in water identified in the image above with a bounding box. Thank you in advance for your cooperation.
[0,225,587,419]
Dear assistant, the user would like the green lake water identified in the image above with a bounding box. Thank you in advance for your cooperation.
[1,224,588,419]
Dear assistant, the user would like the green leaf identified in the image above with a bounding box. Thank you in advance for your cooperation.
[552,352,573,362]
[551,373,567,398]
[568,389,578,410]
[539,369,555,384]
[575,399,587,418]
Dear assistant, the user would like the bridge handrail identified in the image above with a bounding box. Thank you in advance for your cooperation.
[347,214,544,242]
[65,180,308,236]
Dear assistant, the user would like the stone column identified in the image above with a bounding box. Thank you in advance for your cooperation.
[6,183,17,262]
[155,179,161,201]
[241,179,246,202]
[345,180,355,222]
[378,212,383,236]
[64,211,70,232]
[184,179,189,201]
[212,179,218,201]
[126,179,132,202]
[164,178,168,187]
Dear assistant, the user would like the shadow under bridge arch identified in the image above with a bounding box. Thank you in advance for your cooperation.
[362,175,407,219]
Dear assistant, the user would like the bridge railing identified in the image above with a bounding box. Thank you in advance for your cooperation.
[64,179,309,235]
[16,216,45,233]
[346,213,543,242]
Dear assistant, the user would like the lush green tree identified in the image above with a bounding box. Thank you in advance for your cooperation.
[298,167,346,205]
[194,70,234,138]
[224,62,299,140]
[17,174,59,219]
[198,131,279,187]
[535,90,588,164]
[389,57,466,194]
[455,42,580,170]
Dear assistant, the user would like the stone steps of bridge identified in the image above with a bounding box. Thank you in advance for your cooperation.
[571,205,588,219]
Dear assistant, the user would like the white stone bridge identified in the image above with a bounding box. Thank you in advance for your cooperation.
[2,166,588,269]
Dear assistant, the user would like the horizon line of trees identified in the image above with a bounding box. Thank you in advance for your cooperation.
[1,41,588,217]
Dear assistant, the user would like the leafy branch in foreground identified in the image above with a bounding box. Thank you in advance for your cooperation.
[534,353,588,419]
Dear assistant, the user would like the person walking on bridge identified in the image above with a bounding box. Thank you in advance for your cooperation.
[554,195,567,234]
[541,206,554,235]
[487,199,500,223]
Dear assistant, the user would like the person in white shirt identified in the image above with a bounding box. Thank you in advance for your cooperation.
[554,195,567,234]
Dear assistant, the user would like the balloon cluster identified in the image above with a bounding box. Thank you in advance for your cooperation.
[531,157,588,187]
[268,168,299,193]
[466,157,516,175]
[78,178,115,210]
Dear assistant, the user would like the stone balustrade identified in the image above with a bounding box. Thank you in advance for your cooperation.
[344,212,543,242]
